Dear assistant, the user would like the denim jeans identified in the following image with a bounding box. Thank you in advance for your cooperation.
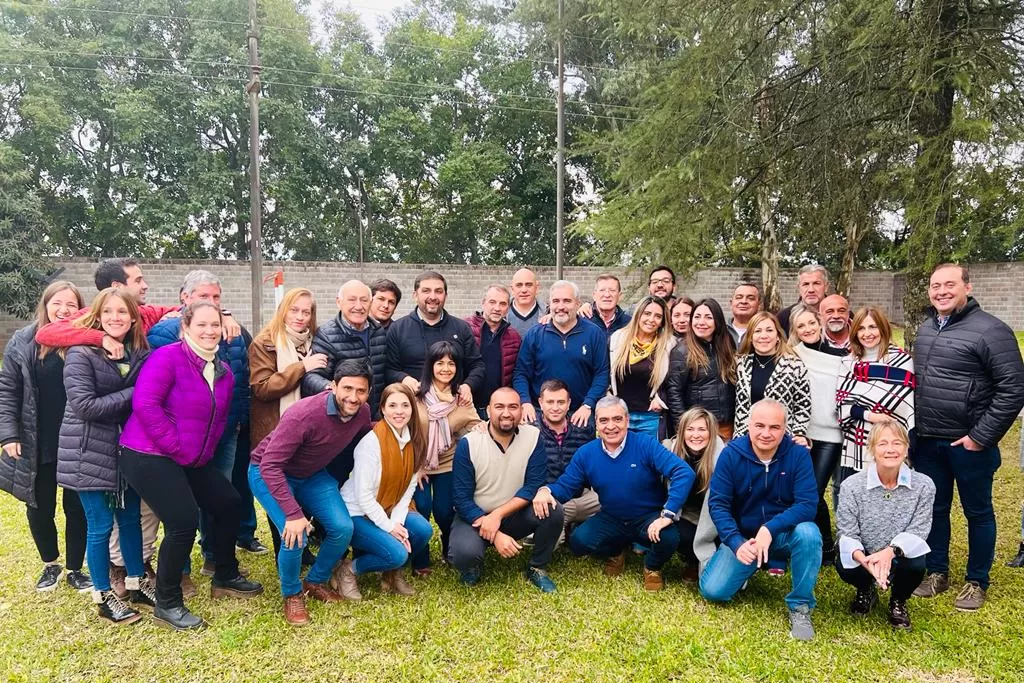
[350,512,433,574]
[411,471,455,570]
[232,424,258,545]
[79,488,144,592]
[914,437,1001,589]
[199,427,239,562]
[628,411,661,439]
[699,521,822,611]
[569,510,680,571]
[248,464,353,597]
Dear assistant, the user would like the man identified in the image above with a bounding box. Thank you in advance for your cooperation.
[911,263,1024,611]
[536,380,600,532]
[450,387,562,592]
[728,282,762,346]
[369,279,401,329]
[534,397,693,591]
[465,285,522,419]
[699,400,821,641]
[513,281,610,428]
[508,267,545,336]
[629,265,678,314]
[301,280,387,418]
[819,294,851,350]
[385,270,485,405]
[778,265,830,334]
[584,274,631,340]
[249,360,374,625]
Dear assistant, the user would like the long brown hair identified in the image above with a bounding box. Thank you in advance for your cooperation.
[35,280,84,360]
[685,298,736,384]
[611,295,672,391]
[265,288,318,347]
[738,311,795,360]
[380,383,427,471]
[673,408,719,493]
[849,306,894,360]
[72,288,149,353]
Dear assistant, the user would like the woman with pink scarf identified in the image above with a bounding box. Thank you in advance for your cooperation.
[411,341,480,574]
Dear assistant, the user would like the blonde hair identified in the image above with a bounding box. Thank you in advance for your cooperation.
[265,288,318,347]
[673,408,719,493]
[787,303,821,347]
[867,419,910,459]
[738,311,795,360]
[72,288,149,352]
[35,281,84,360]
[849,306,893,360]
[611,296,672,393]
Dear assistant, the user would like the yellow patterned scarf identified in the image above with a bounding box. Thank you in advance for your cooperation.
[628,337,655,365]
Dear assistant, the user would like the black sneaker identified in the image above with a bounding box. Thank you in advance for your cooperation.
[94,590,142,625]
[849,585,878,616]
[236,538,269,555]
[153,604,206,631]
[210,575,264,599]
[1007,542,1024,568]
[888,598,912,630]
[66,570,93,592]
[127,575,157,609]
[36,564,63,592]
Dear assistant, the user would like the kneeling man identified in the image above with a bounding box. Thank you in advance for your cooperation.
[451,387,563,592]
[700,399,821,641]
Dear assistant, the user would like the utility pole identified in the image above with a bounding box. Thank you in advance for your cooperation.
[247,0,264,330]
[555,0,565,280]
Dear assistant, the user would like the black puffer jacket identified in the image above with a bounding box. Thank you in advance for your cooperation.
[56,345,149,492]
[385,309,485,397]
[300,314,387,416]
[913,298,1024,447]
[537,419,594,484]
[0,324,41,506]
[663,341,736,434]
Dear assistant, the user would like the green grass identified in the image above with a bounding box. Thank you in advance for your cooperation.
[2,425,1024,682]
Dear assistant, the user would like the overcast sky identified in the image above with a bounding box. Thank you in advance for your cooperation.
[307,0,411,36]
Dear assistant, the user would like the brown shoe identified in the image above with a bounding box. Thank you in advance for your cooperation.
[109,563,128,600]
[380,569,416,597]
[643,568,665,592]
[283,594,310,627]
[912,572,949,598]
[180,573,198,600]
[302,580,344,603]
[681,563,699,584]
[329,559,363,601]
[603,553,626,577]
[953,581,986,612]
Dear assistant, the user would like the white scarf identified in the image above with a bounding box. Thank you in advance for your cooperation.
[276,327,311,416]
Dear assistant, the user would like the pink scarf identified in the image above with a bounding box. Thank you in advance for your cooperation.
[424,385,458,470]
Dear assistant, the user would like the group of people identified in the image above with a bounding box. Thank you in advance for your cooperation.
[0,259,1021,642]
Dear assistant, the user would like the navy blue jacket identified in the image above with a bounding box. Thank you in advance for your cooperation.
[584,306,631,343]
[513,318,610,411]
[385,309,485,398]
[537,419,594,484]
[707,434,817,553]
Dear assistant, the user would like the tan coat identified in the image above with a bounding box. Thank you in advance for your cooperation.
[248,327,308,448]
[415,398,480,474]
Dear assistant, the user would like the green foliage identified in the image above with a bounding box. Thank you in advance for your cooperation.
[0,142,55,317]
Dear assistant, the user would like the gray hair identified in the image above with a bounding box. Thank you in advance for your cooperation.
[550,280,580,300]
[595,395,628,415]
[750,398,789,425]
[338,280,371,298]
[483,284,511,303]
[797,264,830,282]
[181,270,221,296]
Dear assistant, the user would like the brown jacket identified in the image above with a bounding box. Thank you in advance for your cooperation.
[415,398,480,475]
[249,327,308,448]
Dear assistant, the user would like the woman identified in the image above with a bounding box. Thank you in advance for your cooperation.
[341,383,434,596]
[608,296,674,437]
[836,420,934,630]
[663,408,724,583]
[664,298,737,440]
[837,307,915,486]
[670,297,695,340]
[790,303,847,560]
[57,288,152,624]
[734,311,811,442]
[0,281,90,593]
[120,302,263,631]
[412,341,481,574]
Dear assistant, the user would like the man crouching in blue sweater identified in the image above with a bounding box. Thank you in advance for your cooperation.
[533,396,694,591]
[700,399,821,641]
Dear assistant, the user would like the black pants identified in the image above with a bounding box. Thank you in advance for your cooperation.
[810,441,842,550]
[26,462,86,570]
[449,505,564,572]
[835,554,926,602]
[676,518,698,565]
[120,448,241,608]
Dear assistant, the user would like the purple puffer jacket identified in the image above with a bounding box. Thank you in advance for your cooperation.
[120,340,233,468]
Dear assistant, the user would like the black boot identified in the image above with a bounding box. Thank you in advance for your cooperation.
[126,575,156,609]
[93,590,142,625]
[153,604,206,631]
[849,585,877,616]
[888,598,911,630]
[210,575,264,599]
[1007,542,1024,568]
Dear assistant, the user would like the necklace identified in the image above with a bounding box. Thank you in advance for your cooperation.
[753,354,773,370]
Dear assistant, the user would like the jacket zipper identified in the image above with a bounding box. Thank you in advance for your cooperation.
[193,361,218,467]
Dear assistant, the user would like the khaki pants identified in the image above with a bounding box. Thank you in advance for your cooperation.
[557,488,601,547]
[110,500,159,565]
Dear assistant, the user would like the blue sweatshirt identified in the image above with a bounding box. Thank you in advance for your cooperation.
[512,317,610,411]
[707,434,817,553]
[547,432,694,522]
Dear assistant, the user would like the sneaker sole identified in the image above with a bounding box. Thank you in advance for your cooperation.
[238,546,270,555]
[70,584,94,594]
[210,586,264,599]
[36,577,62,593]
[954,603,983,612]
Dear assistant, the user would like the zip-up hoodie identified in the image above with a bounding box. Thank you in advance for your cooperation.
[513,317,610,410]
[120,340,233,468]
[707,433,817,553]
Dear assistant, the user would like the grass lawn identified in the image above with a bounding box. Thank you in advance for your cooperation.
[1,424,1022,683]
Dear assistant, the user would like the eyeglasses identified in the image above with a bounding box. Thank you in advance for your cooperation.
[649,278,673,285]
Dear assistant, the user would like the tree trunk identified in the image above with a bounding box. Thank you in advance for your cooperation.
[757,184,782,312]
[837,215,862,296]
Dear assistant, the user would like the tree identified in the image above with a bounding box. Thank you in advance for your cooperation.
[0,143,55,317]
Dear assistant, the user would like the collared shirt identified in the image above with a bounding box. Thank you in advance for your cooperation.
[601,432,628,459]
[824,331,851,350]
[548,420,569,447]
[937,314,950,330]
[729,319,748,344]
[324,392,353,423]
[866,462,914,491]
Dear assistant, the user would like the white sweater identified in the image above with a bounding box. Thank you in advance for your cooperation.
[340,427,418,533]
[794,343,844,444]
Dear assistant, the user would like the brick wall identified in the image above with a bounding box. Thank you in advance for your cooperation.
[2,259,1021,346]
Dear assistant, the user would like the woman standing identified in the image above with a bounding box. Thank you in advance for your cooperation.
[341,383,433,596]
[412,341,481,573]
[664,298,737,440]
[608,296,674,438]
[670,298,695,340]
[734,312,811,442]
[836,420,934,630]
[0,281,90,592]
[790,303,847,560]
[57,288,152,624]
[837,307,915,484]
[120,302,263,631]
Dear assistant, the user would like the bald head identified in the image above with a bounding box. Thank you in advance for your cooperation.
[511,268,539,311]
[749,399,787,459]
[338,280,372,329]
[820,294,850,337]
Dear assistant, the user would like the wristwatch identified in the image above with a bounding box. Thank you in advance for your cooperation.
[660,509,679,522]
[889,544,904,558]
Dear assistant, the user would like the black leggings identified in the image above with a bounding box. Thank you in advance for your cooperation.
[810,441,842,549]
[120,448,241,608]
[26,462,86,570]
[676,519,698,565]
[835,554,926,602]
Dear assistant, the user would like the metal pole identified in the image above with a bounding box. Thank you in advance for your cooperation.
[247,0,264,330]
[555,0,565,280]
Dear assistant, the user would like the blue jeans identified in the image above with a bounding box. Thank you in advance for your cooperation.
[699,521,822,611]
[197,427,239,563]
[628,411,661,438]
[569,510,680,571]
[231,425,258,544]
[914,437,1000,589]
[248,464,353,597]
[411,472,455,570]
[350,512,433,574]
[79,488,144,592]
